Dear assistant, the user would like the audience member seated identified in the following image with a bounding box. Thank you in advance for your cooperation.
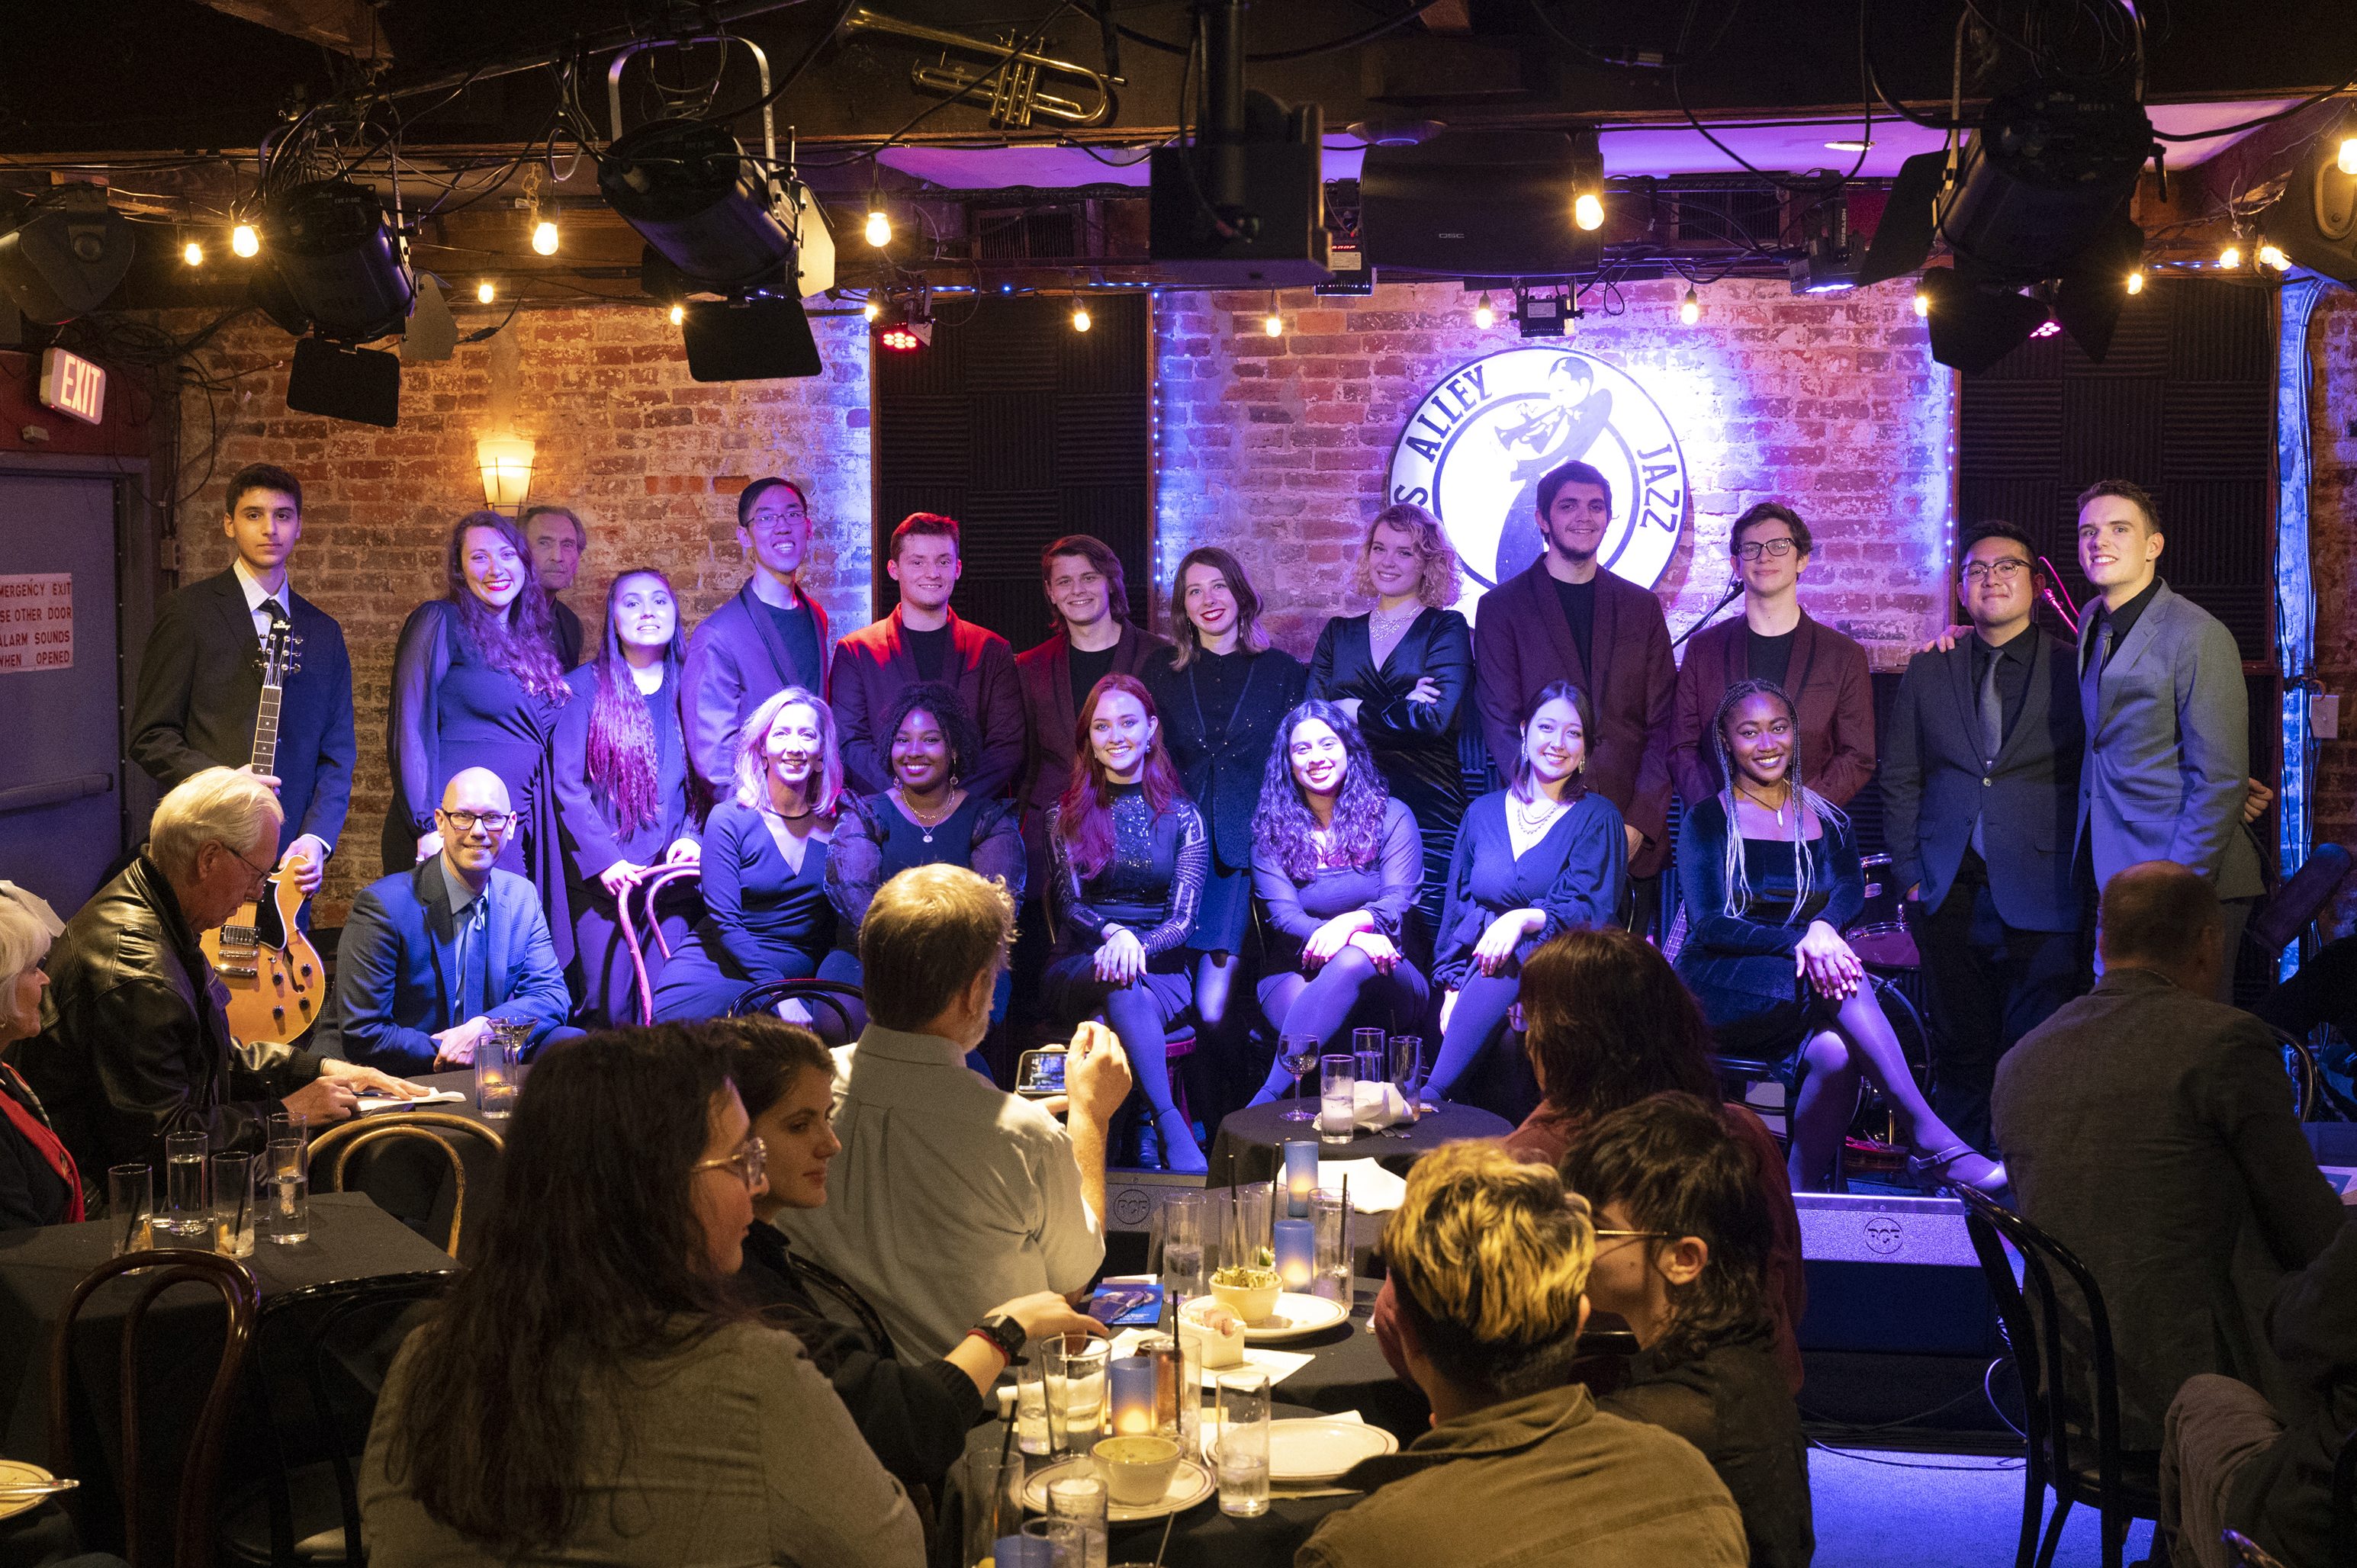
[1040,675,1211,1172]
[1294,1141,1745,1568]
[1371,927,1807,1396]
[358,1027,922,1566]
[1994,860,2347,1457]
[1677,679,2002,1194]
[778,865,1133,1361]
[1428,680,1628,1120]
[316,768,580,1072]
[1245,701,1429,1100]
[1563,1092,1815,1568]
[2161,1215,2357,1568]
[18,769,411,1178]
[652,686,843,1027]
[0,884,79,1228]
[2252,930,2357,1049]
[713,1015,1102,1496]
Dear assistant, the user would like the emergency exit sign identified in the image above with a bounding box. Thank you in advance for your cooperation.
[37,348,105,426]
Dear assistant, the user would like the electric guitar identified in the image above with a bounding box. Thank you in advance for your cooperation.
[201,619,326,1045]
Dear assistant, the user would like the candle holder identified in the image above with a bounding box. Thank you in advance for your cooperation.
[1281,1139,1317,1219]
[1272,1217,1314,1293]
[1108,1354,1158,1437]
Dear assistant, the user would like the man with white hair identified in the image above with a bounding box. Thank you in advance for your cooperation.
[16,768,416,1188]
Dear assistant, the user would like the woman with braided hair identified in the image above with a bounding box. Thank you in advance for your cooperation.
[1674,680,2003,1194]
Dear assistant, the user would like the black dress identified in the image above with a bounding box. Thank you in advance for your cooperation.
[650,801,838,1023]
[1146,645,1307,953]
[1672,794,1866,1057]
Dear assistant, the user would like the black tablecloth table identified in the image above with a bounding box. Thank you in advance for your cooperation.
[1207,1101,1514,1189]
[0,1192,458,1557]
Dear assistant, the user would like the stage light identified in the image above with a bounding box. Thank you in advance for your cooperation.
[871,291,934,352]
[1515,290,1572,339]
[532,220,560,256]
[669,302,685,325]
[1071,302,1091,332]
[2126,269,2143,294]
[253,179,414,343]
[183,240,203,266]
[1680,288,1700,326]
[477,281,495,304]
[1573,191,1604,231]
[1914,284,1931,316]
[600,117,799,299]
[1788,201,1860,294]
[0,185,137,325]
[2259,244,2289,271]
[2220,244,2242,268]
[231,223,259,257]
[2341,137,2357,176]
[2031,318,2063,339]
[1472,291,1494,329]
[864,208,891,248]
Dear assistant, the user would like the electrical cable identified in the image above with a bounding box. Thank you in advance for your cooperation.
[1667,0,1873,192]
[1526,0,1745,71]
[719,0,860,123]
[2152,76,2357,142]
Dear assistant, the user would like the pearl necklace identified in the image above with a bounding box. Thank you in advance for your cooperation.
[895,786,963,843]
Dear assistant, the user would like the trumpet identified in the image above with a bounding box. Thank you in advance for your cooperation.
[842,6,1123,129]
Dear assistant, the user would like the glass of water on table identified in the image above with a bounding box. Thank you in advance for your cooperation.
[159,1129,209,1240]
[262,1110,308,1245]
[1214,1369,1272,1515]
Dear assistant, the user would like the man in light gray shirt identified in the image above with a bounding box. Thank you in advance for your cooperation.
[780,863,1133,1361]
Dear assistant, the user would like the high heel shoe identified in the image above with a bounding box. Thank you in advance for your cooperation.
[1156,1108,1208,1175]
[1907,1143,2007,1196]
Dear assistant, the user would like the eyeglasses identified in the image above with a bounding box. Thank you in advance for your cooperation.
[438,808,516,834]
[693,1136,767,1192]
[1960,559,2031,584]
[226,845,275,889]
[748,507,807,526]
[1735,538,1797,561]
[1592,1229,1676,1244]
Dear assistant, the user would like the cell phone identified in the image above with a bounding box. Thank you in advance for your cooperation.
[1015,1048,1067,1097]
[1088,1285,1162,1326]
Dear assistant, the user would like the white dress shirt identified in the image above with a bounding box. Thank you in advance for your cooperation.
[231,557,292,647]
[777,1023,1105,1362]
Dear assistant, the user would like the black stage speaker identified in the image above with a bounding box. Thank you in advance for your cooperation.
[2269,114,2357,288]
[1361,130,1605,278]
[1793,1191,2004,1356]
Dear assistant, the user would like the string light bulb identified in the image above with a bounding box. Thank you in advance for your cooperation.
[1680,288,1700,326]
[182,239,203,266]
[532,220,560,255]
[1914,284,1931,317]
[2341,137,2357,176]
[477,281,496,304]
[1072,300,1092,332]
[668,303,685,326]
[864,208,891,247]
[864,298,880,322]
[230,223,259,258]
[2259,243,2289,271]
[2220,243,2242,268]
[1574,191,1604,231]
[2126,269,2144,294]
[1262,291,1282,337]
[1472,292,1494,329]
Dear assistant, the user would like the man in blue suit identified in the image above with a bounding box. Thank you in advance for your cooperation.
[130,464,355,895]
[316,768,580,1072]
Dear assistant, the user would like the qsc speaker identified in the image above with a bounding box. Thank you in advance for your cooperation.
[1361,129,1605,278]
[2272,111,2357,288]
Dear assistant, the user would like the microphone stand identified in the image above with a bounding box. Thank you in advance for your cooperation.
[1671,581,1745,651]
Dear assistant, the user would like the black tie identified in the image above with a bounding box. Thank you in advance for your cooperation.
[1972,652,2002,859]
[2079,618,2111,733]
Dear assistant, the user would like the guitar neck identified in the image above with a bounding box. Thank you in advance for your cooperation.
[249,685,282,776]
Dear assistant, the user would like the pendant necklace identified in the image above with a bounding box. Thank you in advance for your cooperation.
[897,786,961,843]
[1736,783,1790,827]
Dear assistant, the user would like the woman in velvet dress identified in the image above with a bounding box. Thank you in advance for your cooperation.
[384,512,575,946]
[1427,680,1628,1121]
[1245,701,1429,1100]
[651,686,841,1030]
[551,569,704,1027]
[1307,503,1474,933]
[1042,674,1211,1173]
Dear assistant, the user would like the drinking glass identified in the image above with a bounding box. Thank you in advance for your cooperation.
[1048,1338,1110,1453]
[1277,1033,1321,1123]
[211,1152,256,1258]
[1388,1034,1424,1125]
[159,1129,209,1239]
[962,1448,1024,1567]
[1152,1190,1211,1313]
[1350,1027,1385,1090]
[1044,1476,1108,1568]
[1310,1187,1350,1302]
[262,1112,309,1245]
[1318,1054,1355,1144]
[1018,1518,1082,1567]
[1217,1183,1272,1274]
[107,1165,152,1257]
[1214,1370,1272,1516]
[476,1024,526,1118]
[1015,1336,1056,1455]
[1137,1332,1199,1456]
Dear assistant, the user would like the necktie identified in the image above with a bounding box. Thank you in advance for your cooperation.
[257,596,288,647]
[2079,618,2111,733]
[1971,651,2002,860]
[456,897,487,1021]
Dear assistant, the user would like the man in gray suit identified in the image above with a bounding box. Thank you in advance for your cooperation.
[2073,479,2265,1001]
[1882,520,2085,1153]
[1992,862,2345,1457]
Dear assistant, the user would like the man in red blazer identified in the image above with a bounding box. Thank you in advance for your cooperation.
[1472,461,1676,927]
[830,512,1025,800]
[1669,502,1876,807]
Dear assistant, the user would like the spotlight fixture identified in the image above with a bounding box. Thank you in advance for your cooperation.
[0,184,137,325]
[1263,291,1282,336]
[1514,289,1574,339]
[1789,201,1861,294]
[1071,301,1092,333]
[183,240,204,266]
[870,290,934,352]
[532,220,560,256]
[2126,269,2143,294]
[247,178,416,426]
[476,280,495,304]
[231,223,259,258]
[1680,288,1700,326]
[864,207,891,248]
[2220,243,2243,268]
[1573,190,1604,231]
[1472,291,1494,329]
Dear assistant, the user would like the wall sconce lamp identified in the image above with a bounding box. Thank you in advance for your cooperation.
[476,433,535,515]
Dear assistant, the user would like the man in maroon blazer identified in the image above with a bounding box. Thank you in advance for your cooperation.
[830,512,1024,800]
[1669,502,1876,807]
[1473,461,1677,925]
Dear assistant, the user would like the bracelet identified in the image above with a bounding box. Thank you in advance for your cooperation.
[963,1328,1012,1366]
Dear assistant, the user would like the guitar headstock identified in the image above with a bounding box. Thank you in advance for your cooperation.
[260,621,297,688]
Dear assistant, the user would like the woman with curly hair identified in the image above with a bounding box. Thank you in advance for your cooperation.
[1308,503,1474,932]
[384,515,575,950]
[1244,701,1428,1102]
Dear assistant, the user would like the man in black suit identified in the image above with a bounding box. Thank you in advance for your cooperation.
[1880,520,2086,1153]
[128,464,355,897]
[521,503,587,669]
[682,476,832,795]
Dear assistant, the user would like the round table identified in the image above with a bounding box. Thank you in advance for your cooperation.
[1206,1100,1514,1190]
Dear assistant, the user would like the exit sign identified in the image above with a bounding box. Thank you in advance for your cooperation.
[37,348,105,426]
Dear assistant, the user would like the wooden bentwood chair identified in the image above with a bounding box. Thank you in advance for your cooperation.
[307,1113,506,1256]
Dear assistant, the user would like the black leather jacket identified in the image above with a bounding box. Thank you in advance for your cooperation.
[14,855,322,1195]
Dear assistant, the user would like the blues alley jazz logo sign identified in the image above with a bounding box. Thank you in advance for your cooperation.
[1386,348,1689,620]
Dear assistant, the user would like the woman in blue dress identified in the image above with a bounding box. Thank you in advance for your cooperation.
[1426,680,1628,1120]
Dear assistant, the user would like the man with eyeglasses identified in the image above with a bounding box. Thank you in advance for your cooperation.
[1669,502,1875,808]
[19,769,416,1184]
[1879,521,2087,1154]
[316,768,580,1072]
[683,477,833,796]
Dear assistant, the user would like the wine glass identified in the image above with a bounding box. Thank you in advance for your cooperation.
[1278,1034,1320,1122]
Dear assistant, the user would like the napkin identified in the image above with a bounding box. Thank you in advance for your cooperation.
[1346,1081,1416,1129]
[1316,1158,1408,1213]
[1110,1327,1315,1389]
[354,1089,468,1114]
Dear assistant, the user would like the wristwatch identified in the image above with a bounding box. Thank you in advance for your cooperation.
[974,1312,1028,1364]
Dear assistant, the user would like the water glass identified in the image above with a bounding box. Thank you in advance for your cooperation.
[1310,1187,1350,1302]
[210,1152,256,1258]
[961,1448,1024,1567]
[1152,1190,1212,1310]
[1044,1476,1108,1568]
[1388,1034,1423,1122]
[1047,1338,1111,1452]
[1138,1332,1199,1455]
[1214,1370,1272,1517]
[1351,1027,1385,1088]
[1018,1518,1083,1567]
[1278,1033,1321,1122]
[107,1165,152,1257]
[1015,1337,1056,1455]
[262,1111,309,1245]
[1218,1183,1272,1274]
[475,1024,526,1118]
[1318,1054,1355,1144]
[159,1129,209,1239]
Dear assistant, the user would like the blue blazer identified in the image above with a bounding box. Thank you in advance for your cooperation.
[314,860,574,1072]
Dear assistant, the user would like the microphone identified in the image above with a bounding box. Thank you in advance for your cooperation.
[1671,580,1744,651]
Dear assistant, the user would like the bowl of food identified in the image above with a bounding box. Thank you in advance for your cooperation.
[1092,1435,1183,1506]
[1208,1265,1282,1324]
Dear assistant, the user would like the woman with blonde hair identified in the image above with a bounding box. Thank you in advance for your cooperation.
[1308,503,1474,930]
[0,885,79,1228]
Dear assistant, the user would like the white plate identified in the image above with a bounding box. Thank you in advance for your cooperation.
[1022,1455,1214,1522]
[1242,1293,1350,1341]
[1265,1419,1397,1483]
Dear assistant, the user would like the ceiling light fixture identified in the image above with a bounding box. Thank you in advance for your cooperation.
[1914,283,1931,316]
[477,280,495,304]
[1472,291,1494,329]
[1071,300,1092,333]
[669,302,685,325]
[1680,287,1700,325]
[1263,291,1282,337]
[2259,243,2290,271]
[2125,269,2143,294]
[2220,243,2243,268]
[864,207,892,248]
[0,184,137,325]
[532,220,560,256]
[231,223,259,258]
[1573,191,1604,231]
[182,240,203,266]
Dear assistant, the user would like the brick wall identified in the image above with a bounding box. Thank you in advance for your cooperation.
[1151,277,1959,664]
[166,305,872,923]
[2308,289,2357,853]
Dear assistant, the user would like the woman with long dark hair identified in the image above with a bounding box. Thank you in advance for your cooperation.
[1042,674,1211,1172]
[358,1027,921,1565]
[551,569,704,1026]
[1426,680,1627,1120]
[1676,680,2002,1194]
[1244,700,1428,1101]
[383,512,574,903]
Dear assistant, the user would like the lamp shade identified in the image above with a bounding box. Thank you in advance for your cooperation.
[476,435,535,515]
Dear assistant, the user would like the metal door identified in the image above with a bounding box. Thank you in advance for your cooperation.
[0,468,125,911]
